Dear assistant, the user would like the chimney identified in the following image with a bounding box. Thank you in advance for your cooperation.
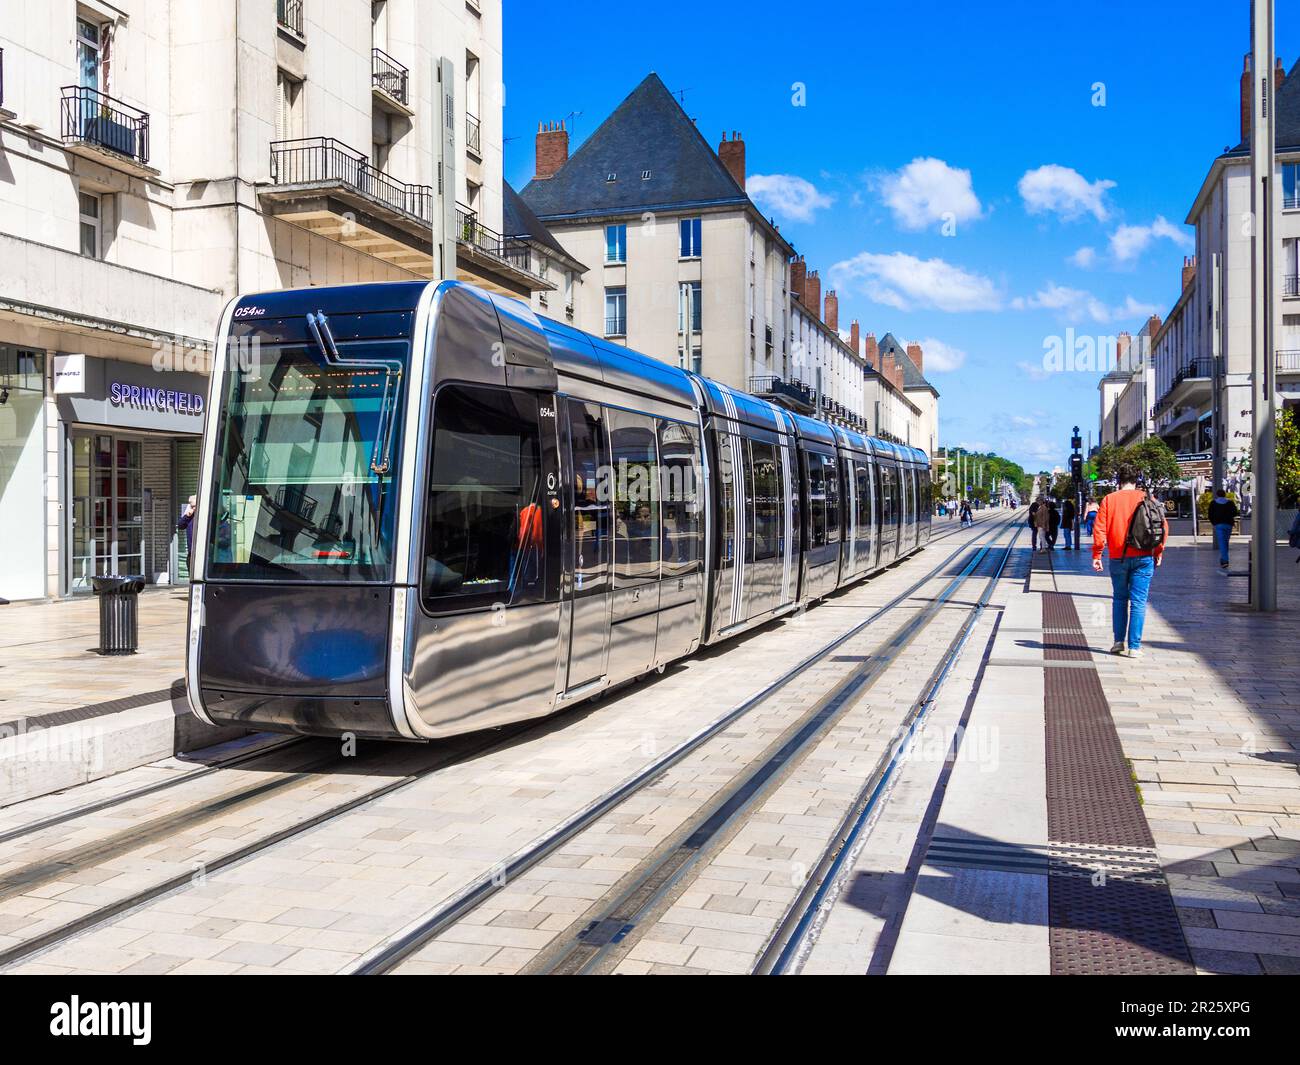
[1241,54,1252,143]
[790,256,807,305]
[881,349,895,386]
[534,120,569,180]
[1116,331,1132,369]
[1145,313,1162,339]
[864,331,879,367]
[718,130,746,190]
[824,289,839,332]
[850,320,860,356]
[805,271,822,322]
[1181,255,1197,290]
[906,341,923,374]
[1277,57,1286,93]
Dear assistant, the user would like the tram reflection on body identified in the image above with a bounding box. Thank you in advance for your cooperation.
[186,281,931,741]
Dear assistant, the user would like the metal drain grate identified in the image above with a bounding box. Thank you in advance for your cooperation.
[1041,592,1194,975]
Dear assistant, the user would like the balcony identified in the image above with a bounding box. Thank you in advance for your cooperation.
[277,0,304,37]
[604,316,627,337]
[1153,355,1214,424]
[372,49,412,115]
[59,86,152,174]
[1279,350,1300,374]
[466,113,482,158]
[262,137,437,275]
[0,47,9,117]
[749,375,813,412]
[453,203,549,294]
[1286,274,1300,298]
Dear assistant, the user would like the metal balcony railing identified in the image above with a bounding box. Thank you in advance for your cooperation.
[1285,273,1300,296]
[270,137,436,225]
[466,112,481,156]
[277,0,304,36]
[1278,350,1300,373]
[371,48,409,105]
[453,203,544,283]
[604,316,626,336]
[60,86,150,166]
[1173,357,1214,385]
[1285,194,1300,211]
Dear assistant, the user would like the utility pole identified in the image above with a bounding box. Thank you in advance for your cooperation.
[1070,425,1084,551]
[1250,0,1278,611]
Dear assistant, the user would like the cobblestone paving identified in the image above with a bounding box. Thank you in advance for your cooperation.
[3,518,1005,974]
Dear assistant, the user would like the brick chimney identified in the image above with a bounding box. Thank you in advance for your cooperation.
[849,320,860,356]
[789,256,806,305]
[881,349,895,386]
[718,130,745,190]
[906,341,923,374]
[824,290,839,332]
[1181,255,1197,290]
[1241,54,1252,143]
[534,120,569,180]
[864,331,879,367]
[1145,313,1162,339]
[1277,57,1286,94]
[1116,331,1132,370]
[805,271,822,322]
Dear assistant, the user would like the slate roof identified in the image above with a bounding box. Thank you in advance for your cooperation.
[502,181,586,272]
[1230,57,1300,153]
[520,73,793,254]
[878,333,939,396]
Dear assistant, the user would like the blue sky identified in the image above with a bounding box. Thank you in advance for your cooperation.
[503,0,1293,471]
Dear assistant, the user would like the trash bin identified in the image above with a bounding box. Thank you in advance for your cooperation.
[92,575,146,655]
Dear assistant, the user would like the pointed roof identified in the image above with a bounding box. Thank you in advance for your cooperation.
[877,333,940,397]
[502,180,587,272]
[521,73,793,254]
[1231,57,1300,153]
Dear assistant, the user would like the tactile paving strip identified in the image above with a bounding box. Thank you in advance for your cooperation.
[1041,592,1194,975]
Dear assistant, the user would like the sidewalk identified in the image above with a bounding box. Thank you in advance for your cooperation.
[0,588,243,805]
[841,530,1300,976]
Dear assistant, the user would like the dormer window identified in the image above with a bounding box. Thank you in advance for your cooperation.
[606,172,616,182]
[641,170,651,180]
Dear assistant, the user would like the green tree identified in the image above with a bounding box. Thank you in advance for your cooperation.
[1091,438,1180,491]
[1278,407,1300,508]
[1049,473,1076,501]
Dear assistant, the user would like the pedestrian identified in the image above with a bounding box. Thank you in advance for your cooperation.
[1028,498,1041,550]
[1084,497,1099,537]
[1061,497,1077,550]
[1047,500,1061,549]
[959,499,973,528]
[1033,496,1052,552]
[1091,464,1169,658]
[1207,488,1238,571]
[177,495,198,578]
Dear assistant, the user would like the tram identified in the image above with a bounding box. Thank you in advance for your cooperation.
[186,281,931,741]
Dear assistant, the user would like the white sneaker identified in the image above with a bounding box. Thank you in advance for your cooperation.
[1124,647,1143,659]
[1109,642,1125,655]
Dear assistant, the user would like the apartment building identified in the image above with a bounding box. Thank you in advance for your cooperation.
[1098,318,1160,449]
[520,74,795,391]
[0,1,540,601]
[1154,54,1300,487]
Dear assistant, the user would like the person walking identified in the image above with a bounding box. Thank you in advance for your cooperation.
[1084,497,1099,537]
[1061,497,1077,550]
[177,495,198,579]
[1033,497,1052,552]
[1047,500,1061,549]
[1091,464,1169,658]
[1028,498,1042,550]
[959,499,973,528]
[1207,488,1238,571]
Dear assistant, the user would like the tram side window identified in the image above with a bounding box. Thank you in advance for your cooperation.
[880,466,895,531]
[807,451,827,548]
[569,400,611,597]
[855,462,871,543]
[610,409,659,585]
[422,385,543,610]
[742,439,757,565]
[750,441,779,561]
[823,454,841,544]
[659,420,702,577]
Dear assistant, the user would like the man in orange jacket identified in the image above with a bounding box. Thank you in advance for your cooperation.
[1090,463,1169,658]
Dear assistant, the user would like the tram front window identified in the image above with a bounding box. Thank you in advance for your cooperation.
[206,337,407,582]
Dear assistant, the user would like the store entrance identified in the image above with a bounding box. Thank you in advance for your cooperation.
[69,432,144,592]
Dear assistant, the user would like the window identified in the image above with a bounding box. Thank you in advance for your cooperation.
[605,223,627,263]
[823,453,841,543]
[678,281,701,333]
[610,410,659,585]
[77,18,102,92]
[568,400,611,597]
[1286,162,1300,210]
[79,192,101,258]
[422,385,543,608]
[808,452,827,548]
[750,441,780,561]
[604,287,626,336]
[276,70,303,142]
[676,345,702,375]
[679,217,702,258]
[659,420,702,576]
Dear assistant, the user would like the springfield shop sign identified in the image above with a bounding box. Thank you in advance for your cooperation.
[109,381,204,415]
[56,356,208,435]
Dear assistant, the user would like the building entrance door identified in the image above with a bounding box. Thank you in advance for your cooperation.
[69,432,144,592]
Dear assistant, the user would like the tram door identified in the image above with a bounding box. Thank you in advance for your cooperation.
[564,399,611,689]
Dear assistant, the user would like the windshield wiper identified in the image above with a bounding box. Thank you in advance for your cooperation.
[305,310,403,475]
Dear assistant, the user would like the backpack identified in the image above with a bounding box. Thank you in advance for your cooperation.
[1124,492,1167,554]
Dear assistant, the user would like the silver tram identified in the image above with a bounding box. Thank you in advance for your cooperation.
[186,281,931,741]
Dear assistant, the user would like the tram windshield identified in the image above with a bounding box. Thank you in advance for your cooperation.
[206,335,407,582]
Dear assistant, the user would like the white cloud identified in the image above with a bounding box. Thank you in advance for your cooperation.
[747,173,834,223]
[1018,164,1116,222]
[913,337,967,372]
[1012,282,1158,324]
[829,251,1001,313]
[1108,215,1193,263]
[1010,415,1039,428]
[1016,361,1053,381]
[1069,246,1097,269]
[878,157,983,231]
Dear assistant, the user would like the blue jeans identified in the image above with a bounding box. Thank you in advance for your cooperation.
[1085,514,1096,536]
[1213,523,1232,566]
[1109,556,1155,650]
[1063,526,1073,549]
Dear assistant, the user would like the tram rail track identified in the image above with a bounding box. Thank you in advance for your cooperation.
[0,510,1017,974]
